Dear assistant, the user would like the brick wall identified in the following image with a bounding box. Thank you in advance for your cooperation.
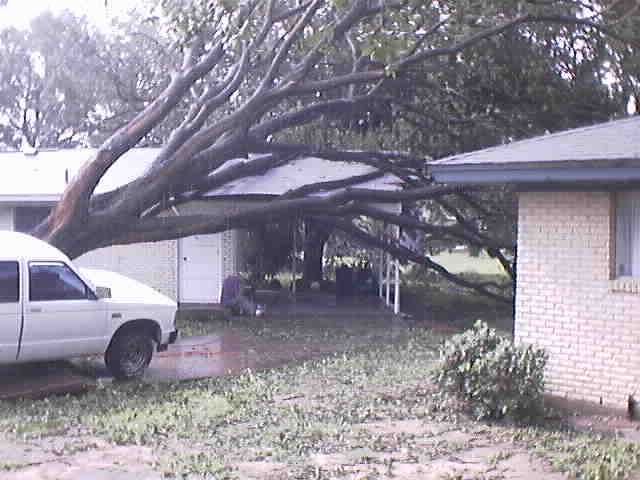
[75,200,248,303]
[0,206,13,230]
[75,241,179,301]
[0,199,255,303]
[515,191,640,408]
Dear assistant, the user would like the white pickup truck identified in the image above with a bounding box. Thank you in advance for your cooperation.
[0,231,178,379]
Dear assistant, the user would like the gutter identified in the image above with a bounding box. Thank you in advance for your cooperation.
[429,164,640,186]
[0,195,61,203]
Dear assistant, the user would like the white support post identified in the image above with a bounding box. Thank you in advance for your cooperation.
[394,228,401,315]
[385,251,391,307]
[378,248,384,299]
[292,222,297,298]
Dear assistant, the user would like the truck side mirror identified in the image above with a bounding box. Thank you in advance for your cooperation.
[95,286,112,299]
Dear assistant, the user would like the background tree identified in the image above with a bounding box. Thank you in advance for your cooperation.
[11,0,637,302]
[268,0,637,285]
[0,12,111,149]
[0,10,178,149]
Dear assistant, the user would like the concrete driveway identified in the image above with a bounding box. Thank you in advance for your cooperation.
[0,296,407,399]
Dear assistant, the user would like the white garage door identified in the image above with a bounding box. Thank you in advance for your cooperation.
[179,234,223,303]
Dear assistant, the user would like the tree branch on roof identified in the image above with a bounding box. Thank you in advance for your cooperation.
[27,0,634,304]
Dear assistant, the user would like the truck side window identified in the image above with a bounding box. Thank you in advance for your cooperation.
[29,263,90,302]
[0,262,19,303]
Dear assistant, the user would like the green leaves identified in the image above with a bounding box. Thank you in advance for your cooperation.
[433,320,547,422]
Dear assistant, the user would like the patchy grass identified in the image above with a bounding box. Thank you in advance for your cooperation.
[401,256,513,334]
[0,461,32,472]
[402,283,514,333]
[507,427,640,480]
[0,331,440,478]
[175,309,227,337]
[0,326,639,479]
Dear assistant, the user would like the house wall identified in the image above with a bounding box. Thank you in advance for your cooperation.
[75,241,179,301]
[76,200,248,303]
[515,191,640,408]
[173,200,254,288]
[0,206,14,230]
[0,198,262,303]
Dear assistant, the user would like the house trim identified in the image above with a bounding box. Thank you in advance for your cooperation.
[430,165,640,185]
[610,277,640,294]
[609,192,617,282]
[609,191,640,293]
[0,195,60,203]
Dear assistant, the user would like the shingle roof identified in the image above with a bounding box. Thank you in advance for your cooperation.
[0,148,401,202]
[432,116,640,167]
[0,148,157,200]
[204,156,401,197]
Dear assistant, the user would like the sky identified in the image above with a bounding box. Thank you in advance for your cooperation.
[0,0,139,29]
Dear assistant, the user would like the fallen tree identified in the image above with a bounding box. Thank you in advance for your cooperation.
[29,0,638,302]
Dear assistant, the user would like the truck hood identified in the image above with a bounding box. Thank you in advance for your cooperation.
[79,268,177,307]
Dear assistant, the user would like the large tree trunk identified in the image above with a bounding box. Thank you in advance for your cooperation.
[302,220,331,286]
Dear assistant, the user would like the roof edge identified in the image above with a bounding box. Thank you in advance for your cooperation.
[431,116,639,167]
[430,164,640,185]
[430,158,640,172]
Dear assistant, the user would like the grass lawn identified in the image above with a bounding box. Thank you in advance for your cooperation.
[0,320,639,479]
[430,250,509,276]
[175,309,228,337]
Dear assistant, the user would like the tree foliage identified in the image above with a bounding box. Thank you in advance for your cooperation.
[433,320,547,422]
[0,10,176,149]
[8,0,637,302]
[0,12,111,148]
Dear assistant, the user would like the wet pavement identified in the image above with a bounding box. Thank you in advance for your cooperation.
[0,293,406,399]
[0,362,95,401]
[148,332,325,382]
[140,310,407,383]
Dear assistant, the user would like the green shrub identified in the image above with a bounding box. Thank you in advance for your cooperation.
[433,320,547,422]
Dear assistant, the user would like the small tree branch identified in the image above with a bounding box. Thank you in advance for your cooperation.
[316,216,512,304]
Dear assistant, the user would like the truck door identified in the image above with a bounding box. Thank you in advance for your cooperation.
[20,261,107,361]
[0,261,21,362]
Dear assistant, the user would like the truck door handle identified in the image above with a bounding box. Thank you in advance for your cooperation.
[30,307,42,313]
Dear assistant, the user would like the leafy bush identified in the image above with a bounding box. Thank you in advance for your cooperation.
[433,320,547,422]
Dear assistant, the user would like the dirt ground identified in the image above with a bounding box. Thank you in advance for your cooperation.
[1,299,639,479]
[0,418,569,480]
[6,414,640,480]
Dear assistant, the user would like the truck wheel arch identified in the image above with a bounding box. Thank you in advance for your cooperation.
[108,319,162,349]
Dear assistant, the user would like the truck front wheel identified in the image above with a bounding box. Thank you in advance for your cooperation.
[105,330,154,380]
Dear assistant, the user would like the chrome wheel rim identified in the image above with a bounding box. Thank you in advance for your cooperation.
[120,336,149,376]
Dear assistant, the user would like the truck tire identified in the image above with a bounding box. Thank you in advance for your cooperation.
[105,330,154,380]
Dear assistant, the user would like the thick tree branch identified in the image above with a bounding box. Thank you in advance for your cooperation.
[80,184,464,254]
[38,40,226,247]
[258,0,323,93]
[249,95,383,139]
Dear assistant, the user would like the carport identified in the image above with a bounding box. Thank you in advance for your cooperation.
[203,155,405,314]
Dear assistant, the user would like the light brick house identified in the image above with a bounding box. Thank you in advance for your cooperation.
[0,148,399,305]
[430,116,640,409]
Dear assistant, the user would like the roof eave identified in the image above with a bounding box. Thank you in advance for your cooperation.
[0,195,61,204]
[430,163,640,186]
